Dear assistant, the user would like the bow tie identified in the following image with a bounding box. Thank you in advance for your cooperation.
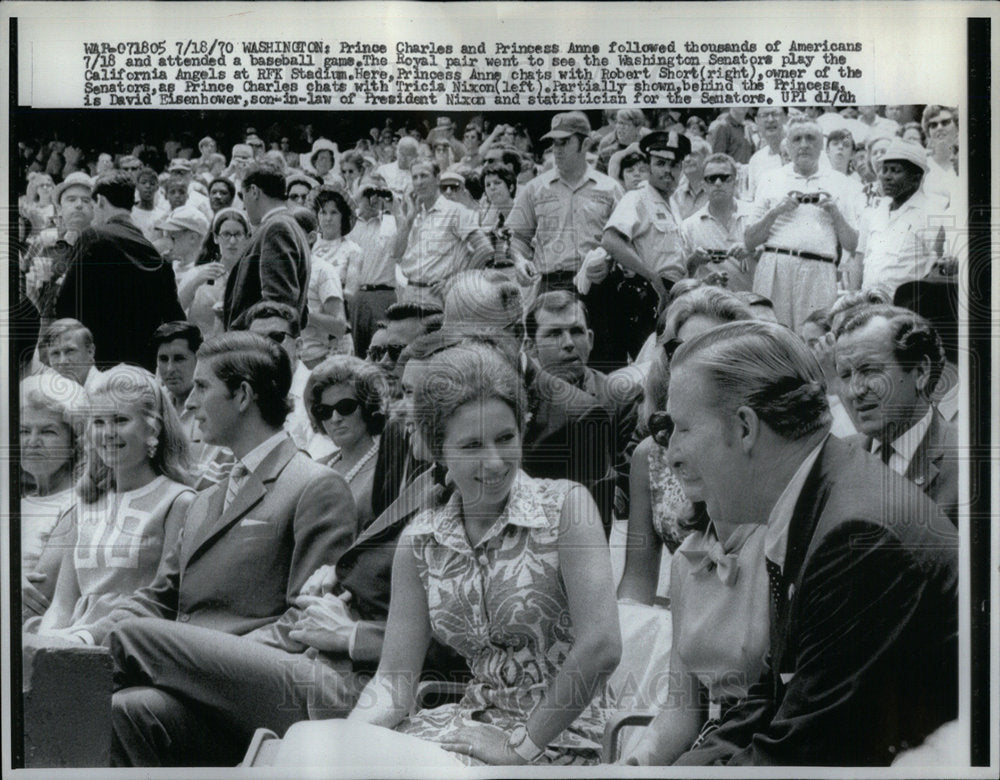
[679,540,740,586]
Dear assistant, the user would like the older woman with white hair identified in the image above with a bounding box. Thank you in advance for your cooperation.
[29,365,195,639]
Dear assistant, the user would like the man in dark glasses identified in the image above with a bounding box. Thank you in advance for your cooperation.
[681,152,755,292]
[377,302,443,381]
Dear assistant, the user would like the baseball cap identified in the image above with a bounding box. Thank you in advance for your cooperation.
[541,112,592,141]
[167,158,194,174]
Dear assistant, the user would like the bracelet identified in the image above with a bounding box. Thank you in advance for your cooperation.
[507,724,545,763]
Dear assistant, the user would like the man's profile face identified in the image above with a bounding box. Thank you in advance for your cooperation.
[835,316,926,442]
[665,363,744,522]
[48,331,95,385]
[382,318,425,378]
[187,358,241,447]
[531,304,593,384]
[156,338,197,399]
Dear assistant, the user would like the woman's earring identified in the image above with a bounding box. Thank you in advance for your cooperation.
[146,436,158,459]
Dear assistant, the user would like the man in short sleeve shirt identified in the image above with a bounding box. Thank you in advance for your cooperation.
[746,118,859,330]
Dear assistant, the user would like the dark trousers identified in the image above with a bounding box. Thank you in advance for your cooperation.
[349,287,397,359]
[586,270,672,372]
[109,618,362,766]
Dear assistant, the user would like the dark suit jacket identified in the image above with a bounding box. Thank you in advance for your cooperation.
[675,435,958,766]
[523,360,616,531]
[54,214,185,370]
[845,409,958,525]
[89,437,356,645]
[222,207,310,330]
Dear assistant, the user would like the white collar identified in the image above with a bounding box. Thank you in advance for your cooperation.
[764,435,828,571]
[239,430,288,473]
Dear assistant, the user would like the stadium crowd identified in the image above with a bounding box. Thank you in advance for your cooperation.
[16,103,963,768]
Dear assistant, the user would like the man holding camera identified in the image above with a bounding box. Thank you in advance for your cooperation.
[746,117,858,330]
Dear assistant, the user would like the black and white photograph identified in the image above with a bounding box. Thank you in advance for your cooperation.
[2,1,995,776]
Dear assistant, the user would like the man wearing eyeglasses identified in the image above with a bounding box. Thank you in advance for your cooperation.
[681,153,755,292]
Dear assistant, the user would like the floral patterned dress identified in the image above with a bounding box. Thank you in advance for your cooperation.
[647,440,693,552]
[395,471,608,765]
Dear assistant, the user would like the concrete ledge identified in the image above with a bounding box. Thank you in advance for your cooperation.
[22,634,113,767]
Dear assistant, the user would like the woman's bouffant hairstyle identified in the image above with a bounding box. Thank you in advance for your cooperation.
[671,320,831,440]
[304,355,389,436]
[414,342,529,463]
[78,365,191,503]
[20,373,90,494]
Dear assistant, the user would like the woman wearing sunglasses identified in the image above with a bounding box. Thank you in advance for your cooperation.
[305,355,389,533]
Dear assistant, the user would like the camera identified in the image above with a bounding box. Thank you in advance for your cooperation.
[797,192,822,204]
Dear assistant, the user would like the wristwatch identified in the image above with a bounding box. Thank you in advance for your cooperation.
[507,724,545,763]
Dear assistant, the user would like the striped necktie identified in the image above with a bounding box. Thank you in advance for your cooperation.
[224,461,248,513]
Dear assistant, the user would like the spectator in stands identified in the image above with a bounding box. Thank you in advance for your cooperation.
[746,107,787,199]
[22,172,95,322]
[682,153,755,292]
[131,167,166,241]
[305,355,390,531]
[921,105,960,209]
[597,108,647,172]
[601,131,689,364]
[30,365,194,638]
[285,172,316,207]
[100,332,356,766]
[378,302,444,380]
[899,122,926,146]
[857,106,899,144]
[825,128,856,175]
[745,117,858,330]
[224,143,254,191]
[708,107,754,164]
[165,158,212,219]
[182,208,249,338]
[670,138,710,220]
[157,203,210,285]
[835,304,957,523]
[392,159,490,307]
[338,149,366,201]
[343,177,398,359]
[42,318,100,389]
[21,173,57,238]
[207,176,236,213]
[797,309,857,439]
[376,136,420,195]
[302,187,356,364]
[459,122,485,169]
[684,115,708,141]
[507,112,624,293]
[308,139,342,186]
[607,144,649,192]
[19,374,88,622]
[854,139,943,297]
[223,160,311,331]
[478,163,517,233]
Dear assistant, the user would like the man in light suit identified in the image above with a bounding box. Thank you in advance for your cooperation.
[660,321,956,766]
[79,332,357,766]
[834,304,959,524]
[223,160,311,330]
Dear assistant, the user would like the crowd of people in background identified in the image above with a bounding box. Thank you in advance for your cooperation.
[15,103,963,768]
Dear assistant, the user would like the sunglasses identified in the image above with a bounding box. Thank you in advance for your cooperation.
[261,330,291,344]
[926,117,953,129]
[704,173,733,184]
[648,411,674,447]
[312,397,361,422]
[440,183,462,192]
[367,343,405,362]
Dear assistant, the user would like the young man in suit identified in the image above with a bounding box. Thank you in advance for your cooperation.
[79,332,357,766]
[834,304,959,524]
[223,160,311,330]
[663,320,957,766]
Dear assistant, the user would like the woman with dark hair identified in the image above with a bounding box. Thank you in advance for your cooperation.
[182,208,251,338]
[305,355,388,530]
[477,162,517,238]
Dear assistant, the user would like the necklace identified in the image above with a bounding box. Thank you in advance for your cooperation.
[331,438,380,484]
